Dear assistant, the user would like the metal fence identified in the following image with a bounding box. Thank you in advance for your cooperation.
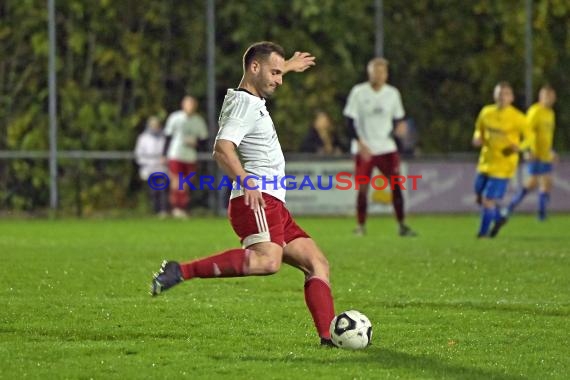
[0,151,218,216]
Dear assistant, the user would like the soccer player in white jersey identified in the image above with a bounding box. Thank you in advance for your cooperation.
[151,42,337,347]
[344,58,417,237]
[162,95,209,218]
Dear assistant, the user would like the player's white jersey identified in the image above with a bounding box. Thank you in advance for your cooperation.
[164,110,208,163]
[343,82,405,155]
[216,88,286,202]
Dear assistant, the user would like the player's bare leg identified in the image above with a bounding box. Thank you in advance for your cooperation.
[150,242,283,296]
[527,176,539,191]
[283,238,329,279]
[242,242,283,275]
[283,238,335,346]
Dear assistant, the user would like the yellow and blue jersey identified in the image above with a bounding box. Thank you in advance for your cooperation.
[473,104,532,179]
[526,103,555,162]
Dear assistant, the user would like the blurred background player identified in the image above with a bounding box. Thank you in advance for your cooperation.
[343,58,416,237]
[505,85,557,221]
[299,110,344,155]
[151,42,337,346]
[162,95,209,218]
[134,116,168,218]
[472,81,533,238]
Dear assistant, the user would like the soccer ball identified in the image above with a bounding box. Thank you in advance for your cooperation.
[330,310,372,349]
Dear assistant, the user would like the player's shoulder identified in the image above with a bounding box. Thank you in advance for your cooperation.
[221,89,262,120]
[383,84,402,96]
[350,82,371,94]
[167,110,185,121]
[226,88,262,102]
[135,131,147,143]
[527,102,548,115]
[223,89,262,108]
[507,105,525,118]
[479,104,496,115]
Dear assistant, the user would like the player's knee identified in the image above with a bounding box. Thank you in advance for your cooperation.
[317,253,329,270]
[169,177,179,190]
[248,243,283,275]
[254,249,282,274]
[541,178,552,192]
[526,178,538,190]
[262,258,281,274]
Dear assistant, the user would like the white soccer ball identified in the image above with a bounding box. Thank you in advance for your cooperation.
[330,310,373,350]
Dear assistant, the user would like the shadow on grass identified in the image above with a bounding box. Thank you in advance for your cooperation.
[5,325,528,379]
[364,347,525,380]
[380,300,569,317]
[238,347,526,380]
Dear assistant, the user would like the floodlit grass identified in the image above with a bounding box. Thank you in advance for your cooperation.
[1,214,568,379]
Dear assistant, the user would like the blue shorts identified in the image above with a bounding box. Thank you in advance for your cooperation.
[474,173,509,200]
[527,161,553,175]
[474,173,488,196]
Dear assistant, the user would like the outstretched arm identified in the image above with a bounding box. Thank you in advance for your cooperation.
[284,51,316,74]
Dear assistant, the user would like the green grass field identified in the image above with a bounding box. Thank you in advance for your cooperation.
[1,214,569,379]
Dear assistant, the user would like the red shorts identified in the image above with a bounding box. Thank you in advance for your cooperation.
[355,151,400,178]
[228,193,310,248]
[168,160,197,181]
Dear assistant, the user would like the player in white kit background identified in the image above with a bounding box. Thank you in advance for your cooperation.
[162,95,209,218]
[344,58,417,237]
[151,41,337,347]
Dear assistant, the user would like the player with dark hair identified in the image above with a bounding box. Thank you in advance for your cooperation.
[504,85,557,221]
[151,42,337,346]
[472,81,532,238]
[344,58,416,237]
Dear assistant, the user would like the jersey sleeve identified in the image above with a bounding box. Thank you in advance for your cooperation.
[215,97,253,147]
[473,108,485,141]
[392,89,406,120]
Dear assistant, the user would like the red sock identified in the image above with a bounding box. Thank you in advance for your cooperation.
[174,190,189,209]
[304,277,335,339]
[180,249,250,279]
[180,190,189,208]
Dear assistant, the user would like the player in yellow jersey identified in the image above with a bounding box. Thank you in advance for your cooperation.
[505,85,557,221]
[472,82,532,238]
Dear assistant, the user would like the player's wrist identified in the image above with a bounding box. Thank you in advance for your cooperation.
[235,173,258,189]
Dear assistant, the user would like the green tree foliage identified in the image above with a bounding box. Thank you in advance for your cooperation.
[0,0,568,210]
